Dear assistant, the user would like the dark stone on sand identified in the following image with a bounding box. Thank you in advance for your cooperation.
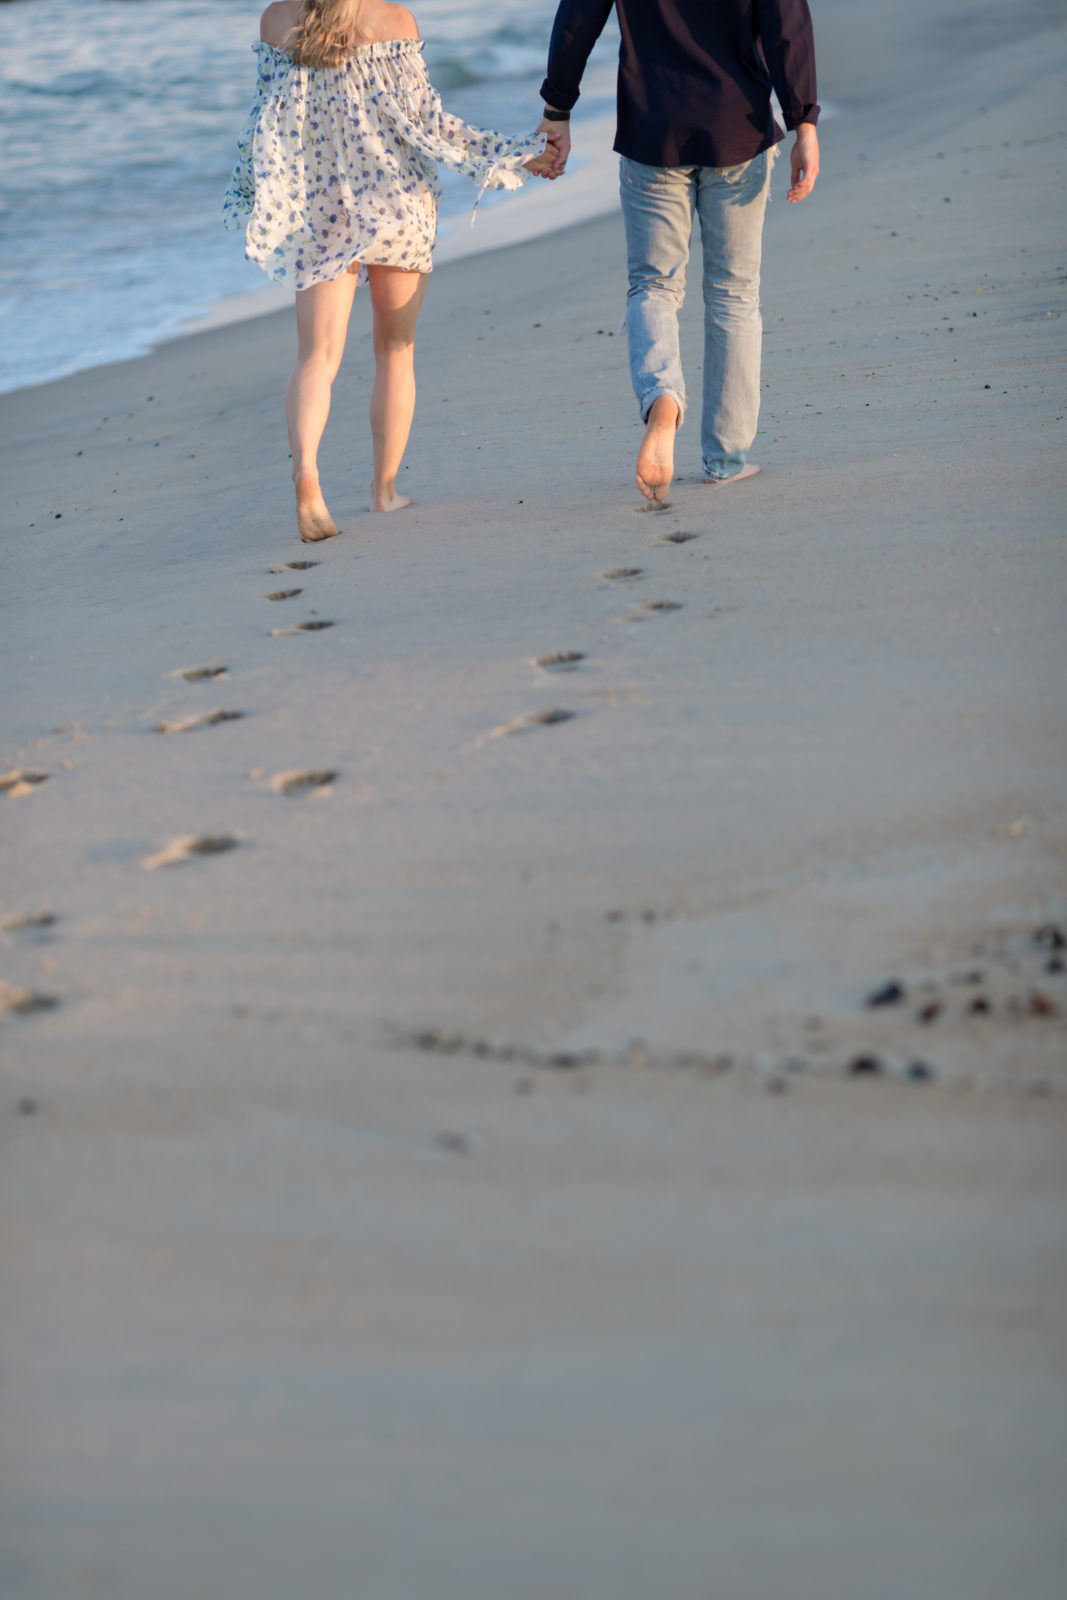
[1029,991,1059,1018]
[766,1076,790,1095]
[848,1055,884,1077]
[968,996,992,1015]
[17,1098,39,1116]
[866,980,906,1008]
[908,1062,934,1083]
[1033,923,1065,951]
[412,1028,462,1054]
[917,1002,942,1024]
[549,1052,581,1070]
[1047,958,1065,975]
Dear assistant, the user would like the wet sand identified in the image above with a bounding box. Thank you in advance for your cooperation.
[2,1,1066,1595]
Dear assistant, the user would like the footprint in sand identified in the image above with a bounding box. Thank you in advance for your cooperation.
[1,770,49,798]
[535,651,586,672]
[602,568,645,581]
[264,588,303,602]
[154,709,245,735]
[634,600,683,614]
[0,980,60,1017]
[2,912,59,944]
[171,665,227,683]
[270,619,336,636]
[142,834,240,870]
[490,708,577,738]
[267,769,338,797]
[655,531,701,545]
[268,561,320,574]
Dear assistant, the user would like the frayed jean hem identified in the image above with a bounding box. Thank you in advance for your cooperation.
[703,453,749,480]
[638,385,686,431]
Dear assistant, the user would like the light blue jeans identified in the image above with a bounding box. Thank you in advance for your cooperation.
[619,149,774,480]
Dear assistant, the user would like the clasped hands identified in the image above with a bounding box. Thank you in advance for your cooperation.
[523,117,571,179]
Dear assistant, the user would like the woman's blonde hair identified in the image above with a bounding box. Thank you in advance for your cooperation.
[289,0,367,68]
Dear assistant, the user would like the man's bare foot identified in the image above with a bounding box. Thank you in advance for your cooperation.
[636,395,680,502]
[370,479,413,513]
[294,469,339,543]
[704,463,761,485]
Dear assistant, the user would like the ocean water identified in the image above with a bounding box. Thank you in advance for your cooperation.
[0,0,619,394]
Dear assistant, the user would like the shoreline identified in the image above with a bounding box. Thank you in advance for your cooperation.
[0,108,623,396]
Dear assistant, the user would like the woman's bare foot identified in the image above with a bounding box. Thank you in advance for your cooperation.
[705,463,761,486]
[370,478,413,513]
[636,395,680,502]
[294,469,339,542]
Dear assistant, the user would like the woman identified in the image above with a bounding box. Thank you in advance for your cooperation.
[224,0,558,540]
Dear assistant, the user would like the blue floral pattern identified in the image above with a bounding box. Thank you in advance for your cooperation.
[223,39,546,288]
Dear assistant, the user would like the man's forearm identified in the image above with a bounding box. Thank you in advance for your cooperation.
[539,0,615,113]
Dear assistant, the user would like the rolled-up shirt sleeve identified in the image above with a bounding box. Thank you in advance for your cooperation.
[755,0,820,128]
[540,0,615,111]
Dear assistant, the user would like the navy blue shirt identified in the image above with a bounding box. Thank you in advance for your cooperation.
[541,0,820,169]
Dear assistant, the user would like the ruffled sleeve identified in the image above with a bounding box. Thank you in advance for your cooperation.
[371,55,547,212]
[222,42,277,229]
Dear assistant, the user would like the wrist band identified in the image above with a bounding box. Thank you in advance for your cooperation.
[543,107,571,122]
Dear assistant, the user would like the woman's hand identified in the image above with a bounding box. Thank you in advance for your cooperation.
[524,128,563,176]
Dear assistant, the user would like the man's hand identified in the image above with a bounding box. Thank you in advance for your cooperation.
[534,114,571,179]
[787,122,819,203]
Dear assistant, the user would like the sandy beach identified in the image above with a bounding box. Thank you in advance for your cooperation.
[2,1,1066,1595]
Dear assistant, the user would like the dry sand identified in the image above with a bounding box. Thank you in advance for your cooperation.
[2,1,1066,1595]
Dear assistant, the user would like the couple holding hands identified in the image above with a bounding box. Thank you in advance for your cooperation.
[225,0,820,541]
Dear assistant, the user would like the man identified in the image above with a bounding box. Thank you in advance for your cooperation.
[538,0,820,501]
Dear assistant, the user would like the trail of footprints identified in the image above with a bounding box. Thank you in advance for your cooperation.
[5,516,700,1024]
[510,526,699,733]
[143,556,339,866]
[9,507,1063,1093]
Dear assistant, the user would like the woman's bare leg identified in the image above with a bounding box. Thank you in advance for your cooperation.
[286,272,359,541]
[367,265,427,512]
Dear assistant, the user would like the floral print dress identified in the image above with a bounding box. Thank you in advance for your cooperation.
[224,39,546,289]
